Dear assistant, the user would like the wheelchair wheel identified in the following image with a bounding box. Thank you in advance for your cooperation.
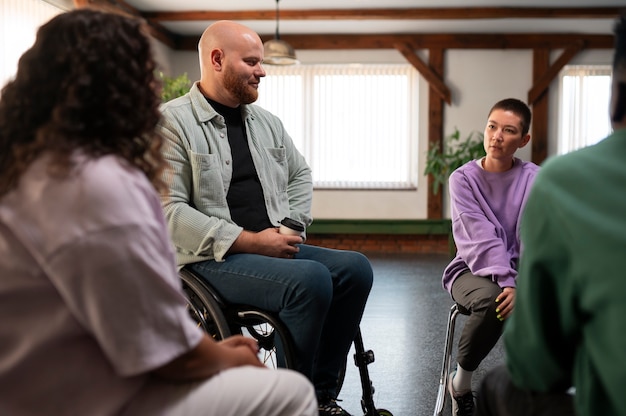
[180,269,231,340]
[229,307,297,370]
[180,268,297,371]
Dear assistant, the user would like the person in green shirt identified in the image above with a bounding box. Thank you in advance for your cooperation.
[475,12,626,416]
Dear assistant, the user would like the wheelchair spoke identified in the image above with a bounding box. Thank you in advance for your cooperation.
[242,322,279,368]
[183,287,224,340]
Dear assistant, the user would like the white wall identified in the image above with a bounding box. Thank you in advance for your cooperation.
[170,51,201,82]
[151,39,174,75]
[154,43,612,220]
[445,49,533,163]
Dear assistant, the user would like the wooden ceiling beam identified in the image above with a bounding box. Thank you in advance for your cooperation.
[278,33,613,50]
[395,43,451,105]
[528,40,586,105]
[176,33,613,51]
[92,2,619,52]
[142,7,622,22]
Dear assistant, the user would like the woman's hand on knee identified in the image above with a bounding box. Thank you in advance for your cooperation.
[152,334,264,382]
[495,287,516,321]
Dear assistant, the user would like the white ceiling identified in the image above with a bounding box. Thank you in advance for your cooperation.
[122,0,625,38]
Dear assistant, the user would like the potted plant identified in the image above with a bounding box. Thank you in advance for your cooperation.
[424,128,485,195]
[158,71,192,102]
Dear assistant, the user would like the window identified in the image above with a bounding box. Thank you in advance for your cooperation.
[257,64,419,189]
[0,0,63,92]
[558,65,612,155]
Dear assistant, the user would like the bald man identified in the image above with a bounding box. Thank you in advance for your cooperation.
[157,21,373,416]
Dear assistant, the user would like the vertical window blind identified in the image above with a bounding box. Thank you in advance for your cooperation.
[1,0,62,91]
[257,64,419,189]
[558,65,612,155]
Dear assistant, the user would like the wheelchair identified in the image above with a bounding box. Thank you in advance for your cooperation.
[180,267,393,416]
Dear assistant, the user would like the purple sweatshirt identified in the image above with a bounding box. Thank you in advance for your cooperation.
[442,157,539,293]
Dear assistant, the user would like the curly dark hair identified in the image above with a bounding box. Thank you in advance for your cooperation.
[0,8,165,197]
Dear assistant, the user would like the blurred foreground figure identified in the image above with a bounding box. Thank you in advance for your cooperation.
[0,9,315,416]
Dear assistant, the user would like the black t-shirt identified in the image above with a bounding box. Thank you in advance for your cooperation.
[207,98,272,232]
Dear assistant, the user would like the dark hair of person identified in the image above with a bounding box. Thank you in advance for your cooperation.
[0,9,165,197]
[611,11,626,123]
[487,98,532,136]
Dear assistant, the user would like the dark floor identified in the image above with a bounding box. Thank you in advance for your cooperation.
[336,252,505,416]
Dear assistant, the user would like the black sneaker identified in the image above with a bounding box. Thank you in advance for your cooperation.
[448,372,475,416]
[450,390,474,416]
[318,397,352,416]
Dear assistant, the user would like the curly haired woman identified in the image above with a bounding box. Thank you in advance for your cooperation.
[0,9,315,416]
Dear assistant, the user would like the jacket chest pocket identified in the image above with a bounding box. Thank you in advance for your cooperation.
[189,151,227,208]
[264,147,288,193]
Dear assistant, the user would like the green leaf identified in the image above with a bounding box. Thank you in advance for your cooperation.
[423,128,485,194]
[157,71,192,102]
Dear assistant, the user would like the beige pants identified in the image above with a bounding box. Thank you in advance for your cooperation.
[121,366,317,416]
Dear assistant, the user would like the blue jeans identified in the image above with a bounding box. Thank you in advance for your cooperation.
[188,244,373,397]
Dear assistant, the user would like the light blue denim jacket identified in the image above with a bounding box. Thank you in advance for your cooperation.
[158,82,312,266]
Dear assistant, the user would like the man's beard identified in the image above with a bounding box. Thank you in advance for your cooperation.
[223,69,258,105]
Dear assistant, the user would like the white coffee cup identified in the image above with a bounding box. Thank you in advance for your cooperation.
[278,217,305,236]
